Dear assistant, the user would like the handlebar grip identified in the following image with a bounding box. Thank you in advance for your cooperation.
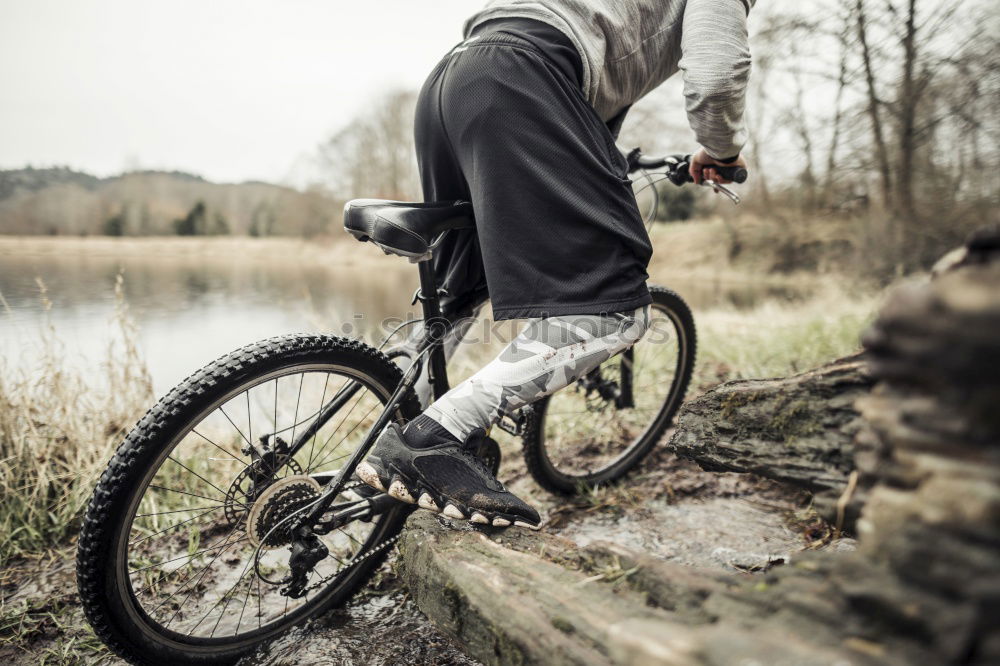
[714,165,748,184]
[675,163,748,185]
[625,149,749,184]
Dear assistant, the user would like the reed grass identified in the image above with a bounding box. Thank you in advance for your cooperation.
[0,274,153,563]
[0,267,876,565]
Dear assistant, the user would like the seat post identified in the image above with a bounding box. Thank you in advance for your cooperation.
[416,260,451,400]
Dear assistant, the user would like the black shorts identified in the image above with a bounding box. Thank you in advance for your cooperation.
[414,30,652,321]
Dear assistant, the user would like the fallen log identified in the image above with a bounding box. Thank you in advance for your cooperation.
[667,355,872,525]
[398,229,1000,665]
[398,514,878,666]
[399,515,676,666]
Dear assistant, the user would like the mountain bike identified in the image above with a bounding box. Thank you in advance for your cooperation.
[76,152,745,664]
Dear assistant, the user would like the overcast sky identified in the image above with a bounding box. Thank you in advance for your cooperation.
[0,0,481,183]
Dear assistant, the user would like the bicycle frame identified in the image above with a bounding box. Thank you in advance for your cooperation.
[277,261,458,459]
[261,148,735,591]
[272,257,477,542]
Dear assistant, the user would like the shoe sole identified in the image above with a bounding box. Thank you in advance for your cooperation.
[356,460,540,530]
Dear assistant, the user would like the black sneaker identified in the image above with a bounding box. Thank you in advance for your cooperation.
[355,422,541,529]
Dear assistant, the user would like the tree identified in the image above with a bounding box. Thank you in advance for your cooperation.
[742,0,998,271]
[211,212,229,235]
[173,201,207,236]
[317,90,421,201]
[250,201,276,237]
[103,212,125,236]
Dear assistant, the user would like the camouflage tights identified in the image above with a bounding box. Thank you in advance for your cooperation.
[423,306,650,441]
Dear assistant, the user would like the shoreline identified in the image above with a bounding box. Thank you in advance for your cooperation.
[0,232,845,290]
[0,235,353,261]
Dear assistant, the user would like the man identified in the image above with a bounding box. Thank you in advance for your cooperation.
[356,0,752,527]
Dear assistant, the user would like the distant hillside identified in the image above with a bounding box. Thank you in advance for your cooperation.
[0,167,104,200]
[0,167,341,237]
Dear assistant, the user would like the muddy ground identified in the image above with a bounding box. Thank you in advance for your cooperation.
[0,441,848,666]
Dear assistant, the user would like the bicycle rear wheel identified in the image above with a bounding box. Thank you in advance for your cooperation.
[522,286,696,494]
[77,334,419,665]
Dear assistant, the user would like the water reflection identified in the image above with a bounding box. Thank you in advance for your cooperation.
[0,246,810,393]
[0,249,420,392]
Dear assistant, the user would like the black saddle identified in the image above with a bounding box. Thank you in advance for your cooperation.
[343,199,474,261]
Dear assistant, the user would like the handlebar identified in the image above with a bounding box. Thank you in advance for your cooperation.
[626,150,748,184]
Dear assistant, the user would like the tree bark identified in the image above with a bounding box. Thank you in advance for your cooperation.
[855,0,894,210]
[399,514,881,666]
[667,355,872,526]
[822,21,850,208]
[895,0,920,229]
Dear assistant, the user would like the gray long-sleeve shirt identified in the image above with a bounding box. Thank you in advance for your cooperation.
[464,0,753,159]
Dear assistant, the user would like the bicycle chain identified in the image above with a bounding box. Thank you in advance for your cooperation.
[297,530,402,596]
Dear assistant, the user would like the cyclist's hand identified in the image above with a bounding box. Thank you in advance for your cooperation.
[689,148,747,185]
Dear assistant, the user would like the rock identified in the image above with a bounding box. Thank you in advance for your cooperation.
[558,496,809,570]
[668,355,872,527]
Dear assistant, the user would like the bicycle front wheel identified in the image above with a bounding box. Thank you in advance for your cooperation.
[522,286,696,494]
[77,334,419,665]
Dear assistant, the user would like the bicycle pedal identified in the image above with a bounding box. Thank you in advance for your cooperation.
[496,406,533,437]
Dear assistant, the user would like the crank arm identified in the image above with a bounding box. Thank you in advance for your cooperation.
[313,493,400,534]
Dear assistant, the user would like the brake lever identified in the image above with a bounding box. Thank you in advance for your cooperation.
[701,179,741,205]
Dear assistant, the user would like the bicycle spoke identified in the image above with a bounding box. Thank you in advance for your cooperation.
[136,532,247,611]
[204,555,255,638]
[310,450,352,473]
[136,504,221,517]
[191,429,244,464]
[129,505,223,547]
[246,390,253,453]
[290,373,305,444]
[148,485,231,505]
[166,455,240,505]
[338,527,364,549]
[306,390,375,473]
[305,373,339,471]
[159,525,246,626]
[308,401,379,473]
[130,534,246,576]
[219,405,253,450]
[235,561,256,636]
[256,568,263,629]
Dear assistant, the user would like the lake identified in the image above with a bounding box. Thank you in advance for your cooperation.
[0,237,808,394]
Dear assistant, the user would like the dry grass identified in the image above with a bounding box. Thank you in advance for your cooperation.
[0,234,399,270]
[0,274,153,563]
[692,282,878,386]
[646,215,860,283]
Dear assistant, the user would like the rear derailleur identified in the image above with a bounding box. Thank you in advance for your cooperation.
[281,532,328,598]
